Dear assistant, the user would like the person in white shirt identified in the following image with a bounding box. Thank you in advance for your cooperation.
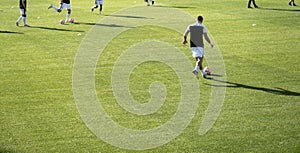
[48,0,72,23]
[183,16,214,79]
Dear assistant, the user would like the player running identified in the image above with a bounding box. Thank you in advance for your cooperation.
[91,0,104,15]
[183,16,214,79]
[48,0,72,23]
[16,0,29,27]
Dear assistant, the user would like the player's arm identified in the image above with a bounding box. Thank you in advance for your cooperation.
[182,26,190,45]
[204,33,214,48]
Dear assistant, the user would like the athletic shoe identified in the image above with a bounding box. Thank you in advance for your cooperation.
[91,8,94,12]
[24,24,30,27]
[192,70,199,79]
[48,4,53,9]
[16,22,19,26]
[293,3,297,6]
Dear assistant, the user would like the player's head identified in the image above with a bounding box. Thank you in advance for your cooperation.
[197,16,203,23]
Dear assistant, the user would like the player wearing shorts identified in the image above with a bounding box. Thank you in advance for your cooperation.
[183,16,213,79]
[48,0,72,23]
[16,0,29,27]
[91,0,103,15]
[145,0,154,6]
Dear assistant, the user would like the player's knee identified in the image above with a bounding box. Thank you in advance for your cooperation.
[68,9,71,14]
[22,14,26,17]
[57,9,62,12]
[94,5,98,8]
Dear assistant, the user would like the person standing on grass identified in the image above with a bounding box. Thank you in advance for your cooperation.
[248,0,259,8]
[48,0,72,23]
[16,0,29,27]
[91,0,104,15]
[289,0,297,6]
[182,16,214,79]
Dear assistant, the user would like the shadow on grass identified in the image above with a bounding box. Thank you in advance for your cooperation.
[29,26,84,32]
[0,30,23,34]
[155,5,197,9]
[258,7,300,12]
[104,14,153,19]
[204,78,300,96]
[0,147,17,153]
[74,22,134,28]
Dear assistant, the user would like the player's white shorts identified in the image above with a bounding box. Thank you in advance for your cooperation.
[95,0,103,5]
[19,9,26,15]
[191,47,204,58]
[60,3,71,10]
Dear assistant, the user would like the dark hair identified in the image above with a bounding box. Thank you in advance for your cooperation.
[197,16,203,22]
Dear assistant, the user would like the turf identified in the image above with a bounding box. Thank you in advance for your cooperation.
[1,0,300,152]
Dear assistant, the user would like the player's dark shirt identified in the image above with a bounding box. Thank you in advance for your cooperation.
[62,0,70,4]
[190,26,204,47]
[19,0,26,9]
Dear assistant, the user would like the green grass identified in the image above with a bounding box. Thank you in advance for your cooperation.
[1,0,300,152]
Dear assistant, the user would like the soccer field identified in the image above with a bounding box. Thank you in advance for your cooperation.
[1,0,300,152]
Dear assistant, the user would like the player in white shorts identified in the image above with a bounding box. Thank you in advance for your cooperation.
[91,0,103,15]
[48,0,72,23]
[183,16,214,79]
[145,0,154,6]
[16,0,29,26]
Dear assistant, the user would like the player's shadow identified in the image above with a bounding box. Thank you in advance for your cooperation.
[155,5,196,9]
[104,14,153,19]
[74,22,134,28]
[206,78,300,96]
[258,7,300,12]
[29,26,84,32]
[0,30,23,34]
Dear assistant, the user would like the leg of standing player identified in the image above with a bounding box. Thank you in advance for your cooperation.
[16,9,28,26]
[65,5,70,22]
[16,9,23,26]
[151,0,154,5]
[99,2,103,15]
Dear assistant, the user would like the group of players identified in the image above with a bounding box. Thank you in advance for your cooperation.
[16,0,157,27]
[16,0,104,26]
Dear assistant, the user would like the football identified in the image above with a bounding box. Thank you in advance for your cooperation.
[60,19,65,24]
[69,18,74,23]
[203,66,211,75]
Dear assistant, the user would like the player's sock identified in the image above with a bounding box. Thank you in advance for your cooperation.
[194,65,199,72]
[66,13,70,22]
[16,16,22,24]
[52,5,59,11]
[23,17,27,25]
[201,70,207,78]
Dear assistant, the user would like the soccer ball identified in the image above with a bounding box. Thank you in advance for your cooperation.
[69,18,74,23]
[60,19,65,24]
[203,66,211,75]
